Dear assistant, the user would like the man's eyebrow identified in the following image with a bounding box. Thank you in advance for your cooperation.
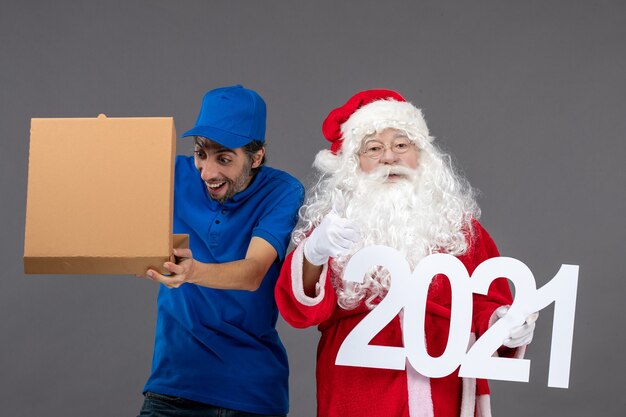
[213,148,236,155]
[194,142,236,154]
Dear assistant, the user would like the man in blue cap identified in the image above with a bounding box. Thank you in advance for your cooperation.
[137,85,304,417]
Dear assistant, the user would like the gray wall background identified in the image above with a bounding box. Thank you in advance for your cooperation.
[1,1,624,416]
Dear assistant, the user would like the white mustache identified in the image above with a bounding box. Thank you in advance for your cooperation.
[365,165,417,181]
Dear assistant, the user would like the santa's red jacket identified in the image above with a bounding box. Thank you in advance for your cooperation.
[275,221,524,417]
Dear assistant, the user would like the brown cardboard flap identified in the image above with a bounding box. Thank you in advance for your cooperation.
[23,234,191,275]
[173,234,189,250]
[168,234,190,264]
[24,256,171,275]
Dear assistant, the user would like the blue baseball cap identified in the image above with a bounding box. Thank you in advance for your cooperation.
[182,85,266,148]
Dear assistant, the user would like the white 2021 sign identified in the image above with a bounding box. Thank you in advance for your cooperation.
[335,246,579,389]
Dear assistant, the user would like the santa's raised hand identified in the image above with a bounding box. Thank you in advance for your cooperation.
[303,194,361,266]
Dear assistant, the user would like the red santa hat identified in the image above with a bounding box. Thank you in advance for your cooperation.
[321,89,430,155]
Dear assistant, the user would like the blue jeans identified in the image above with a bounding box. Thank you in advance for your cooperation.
[137,392,287,417]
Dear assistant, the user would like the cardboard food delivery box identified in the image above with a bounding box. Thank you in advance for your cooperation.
[24,114,188,275]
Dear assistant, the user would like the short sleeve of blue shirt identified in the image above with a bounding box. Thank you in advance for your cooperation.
[249,178,304,263]
[144,156,304,415]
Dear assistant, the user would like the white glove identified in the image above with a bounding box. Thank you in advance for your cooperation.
[495,306,539,348]
[303,211,361,266]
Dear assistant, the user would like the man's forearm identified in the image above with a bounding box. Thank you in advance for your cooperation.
[191,258,266,291]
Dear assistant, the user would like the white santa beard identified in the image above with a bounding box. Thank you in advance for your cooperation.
[331,162,473,310]
[343,167,432,261]
[331,167,429,309]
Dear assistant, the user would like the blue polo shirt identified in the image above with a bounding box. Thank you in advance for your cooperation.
[144,156,304,415]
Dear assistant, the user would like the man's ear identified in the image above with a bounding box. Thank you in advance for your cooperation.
[251,147,265,169]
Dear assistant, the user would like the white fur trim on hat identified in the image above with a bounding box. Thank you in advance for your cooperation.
[340,99,431,151]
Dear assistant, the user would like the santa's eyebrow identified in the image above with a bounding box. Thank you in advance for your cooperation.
[363,137,381,143]
[392,131,410,139]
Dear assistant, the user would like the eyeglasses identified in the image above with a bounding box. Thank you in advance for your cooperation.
[359,138,416,160]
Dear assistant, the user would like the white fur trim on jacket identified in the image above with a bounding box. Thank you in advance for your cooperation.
[405,331,482,417]
[290,238,329,306]
[407,362,434,417]
[476,395,492,417]
[460,332,478,417]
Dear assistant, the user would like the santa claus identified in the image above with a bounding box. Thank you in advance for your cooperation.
[275,89,536,417]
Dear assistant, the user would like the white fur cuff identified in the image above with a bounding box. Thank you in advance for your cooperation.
[290,238,329,306]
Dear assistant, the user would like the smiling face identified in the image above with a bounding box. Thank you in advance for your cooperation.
[357,128,419,182]
[193,137,264,202]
